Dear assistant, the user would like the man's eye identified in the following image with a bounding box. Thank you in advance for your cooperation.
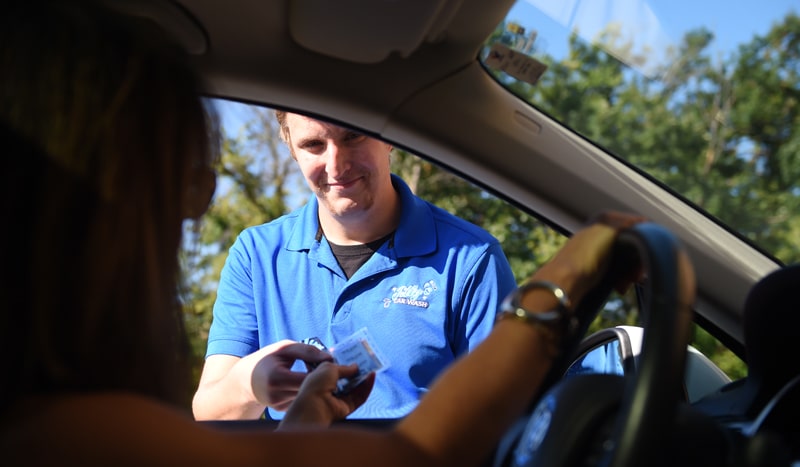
[345,133,367,143]
[301,140,324,151]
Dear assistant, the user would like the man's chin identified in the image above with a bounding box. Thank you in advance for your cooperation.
[321,198,373,218]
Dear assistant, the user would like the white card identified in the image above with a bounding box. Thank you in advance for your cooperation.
[329,327,390,394]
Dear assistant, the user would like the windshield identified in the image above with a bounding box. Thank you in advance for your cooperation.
[481,0,800,265]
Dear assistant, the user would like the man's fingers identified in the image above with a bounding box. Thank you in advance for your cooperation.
[274,342,333,363]
[267,366,308,386]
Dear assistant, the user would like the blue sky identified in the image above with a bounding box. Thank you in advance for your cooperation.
[648,0,797,51]
[514,0,797,77]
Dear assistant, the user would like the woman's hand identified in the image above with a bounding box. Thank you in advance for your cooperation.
[532,211,648,306]
[278,363,375,430]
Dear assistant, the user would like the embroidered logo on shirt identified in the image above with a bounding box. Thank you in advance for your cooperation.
[383,280,438,308]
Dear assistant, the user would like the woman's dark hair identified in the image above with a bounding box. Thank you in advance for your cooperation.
[1,0,219,412]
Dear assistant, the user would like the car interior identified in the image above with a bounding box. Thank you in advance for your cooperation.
[98,0,800,466]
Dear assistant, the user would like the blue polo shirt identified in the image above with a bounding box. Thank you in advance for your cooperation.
[206,175,516,419]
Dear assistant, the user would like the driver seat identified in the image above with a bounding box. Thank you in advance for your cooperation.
[695,263,800,420]
[741,263,800,415]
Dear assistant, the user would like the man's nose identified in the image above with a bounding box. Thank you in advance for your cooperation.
[325,141,350,177]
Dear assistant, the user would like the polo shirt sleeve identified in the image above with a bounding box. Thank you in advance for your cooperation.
[205,234,261,358]
[454,241,517,354]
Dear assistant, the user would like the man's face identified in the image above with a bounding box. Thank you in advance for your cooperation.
[284,113,393,220]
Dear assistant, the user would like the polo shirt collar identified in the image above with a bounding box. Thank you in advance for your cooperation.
[285,174,437,258]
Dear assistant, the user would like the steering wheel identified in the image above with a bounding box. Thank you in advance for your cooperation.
[500,222,695,467]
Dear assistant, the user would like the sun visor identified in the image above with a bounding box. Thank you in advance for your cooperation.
[288,0,462,63]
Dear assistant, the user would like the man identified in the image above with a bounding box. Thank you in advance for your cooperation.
[193,111,516,420]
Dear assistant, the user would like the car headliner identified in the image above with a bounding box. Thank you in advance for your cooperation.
[122,0,783,352]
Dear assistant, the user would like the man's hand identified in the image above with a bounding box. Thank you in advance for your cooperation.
[251,340,335,410]
[193,339,334,420]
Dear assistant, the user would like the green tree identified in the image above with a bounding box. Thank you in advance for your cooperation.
[529,16,796,375]
[728,13,800,264]
[391,150,565,284]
